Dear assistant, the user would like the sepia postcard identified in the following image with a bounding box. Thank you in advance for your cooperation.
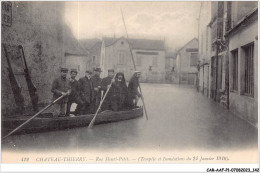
[1,1,259,172]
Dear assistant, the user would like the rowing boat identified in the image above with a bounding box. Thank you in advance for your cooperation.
[2,108,143,135]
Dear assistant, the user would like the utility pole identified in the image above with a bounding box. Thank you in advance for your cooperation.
[197,2,202,92]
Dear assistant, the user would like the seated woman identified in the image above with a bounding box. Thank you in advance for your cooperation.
[110,72,128,111]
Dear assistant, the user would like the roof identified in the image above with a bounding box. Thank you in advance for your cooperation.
[176,38,198,54]
[128,38,165,50]
[79,38,102,50]
[225,7,258,37]
[63,26,89,56]
[89,41,102,57]
[103,37,165,50]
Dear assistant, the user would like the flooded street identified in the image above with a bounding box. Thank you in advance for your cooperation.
[2,83,258,152]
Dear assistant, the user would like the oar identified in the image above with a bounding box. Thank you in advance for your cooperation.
[2,94,66,140]
[121,8,148,120]
[88,74,117,129]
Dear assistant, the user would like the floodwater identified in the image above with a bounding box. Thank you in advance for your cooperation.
[1,84,258,152]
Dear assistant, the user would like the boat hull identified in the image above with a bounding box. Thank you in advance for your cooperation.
[2,108,143,135]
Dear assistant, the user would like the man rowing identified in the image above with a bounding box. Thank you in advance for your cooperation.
[51,67,71,117]
[128,71,142,108]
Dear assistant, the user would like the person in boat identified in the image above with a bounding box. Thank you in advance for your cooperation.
[100,69,115,111]
[77,70,93,114]
[127,71,142,108]
[90,67,102,113]
[110,72,128,111]
[66,68,80,116]
[51,67,71,117]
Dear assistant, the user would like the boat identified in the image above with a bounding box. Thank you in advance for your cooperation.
[2,107,143,135]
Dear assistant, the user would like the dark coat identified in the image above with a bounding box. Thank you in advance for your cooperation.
[78,77,93,104]
[69,78,79,100]
[110,73,128,111]
[91,74,102,102]
[128,75,141,99]
[51,77,71,103]
[101,76,113,95]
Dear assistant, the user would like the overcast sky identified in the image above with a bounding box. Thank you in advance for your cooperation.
[64,1,205,50]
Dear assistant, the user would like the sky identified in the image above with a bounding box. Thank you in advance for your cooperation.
[64,1,205,50]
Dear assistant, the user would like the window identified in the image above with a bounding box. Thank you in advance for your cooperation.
[2,2,12,26]
[190,53,198,66]
[152,56,157,67]
[118,51,126,65]
[136,55,142,66]
[231,50,238,91]
[244,44,254,97]
[93,56,96,63]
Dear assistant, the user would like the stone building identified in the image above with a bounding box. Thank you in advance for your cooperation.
[100,37,166,82]
[176,38,199,85]
[1,1,89,115]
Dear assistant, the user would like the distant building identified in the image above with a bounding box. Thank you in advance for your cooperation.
[100,37,166,82]
[176,38,199,85]
[79,38,102,71]
[64,29,89,79]
[165,51,178,83]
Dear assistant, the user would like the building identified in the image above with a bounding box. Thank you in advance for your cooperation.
[165,51,178,83]
[225,2,258,127]
[1,1,90,115]
[64,28,89,79]
[79,38,102,71]
[176,38,199,85]
[198,1,258,127]
[198,2,212,96]
[100,37,166,82]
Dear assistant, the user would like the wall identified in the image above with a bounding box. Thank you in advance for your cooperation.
[1,1,84,115]
[102,38,134,81]
[228,19,258,127]
[132,49,165,83]
[178,39,199,85]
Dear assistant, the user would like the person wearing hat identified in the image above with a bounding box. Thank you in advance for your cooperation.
[100,69,115,111]
[127,71,142,108]
[51,67,71,117]
[77,70,93,114]
[66,68,80,116]
[90,67,102,113]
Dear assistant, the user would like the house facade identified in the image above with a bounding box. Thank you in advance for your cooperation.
[176,38,199,85]
[225,2,258,127]
[198,1,258,127]
[100,37,166,82]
